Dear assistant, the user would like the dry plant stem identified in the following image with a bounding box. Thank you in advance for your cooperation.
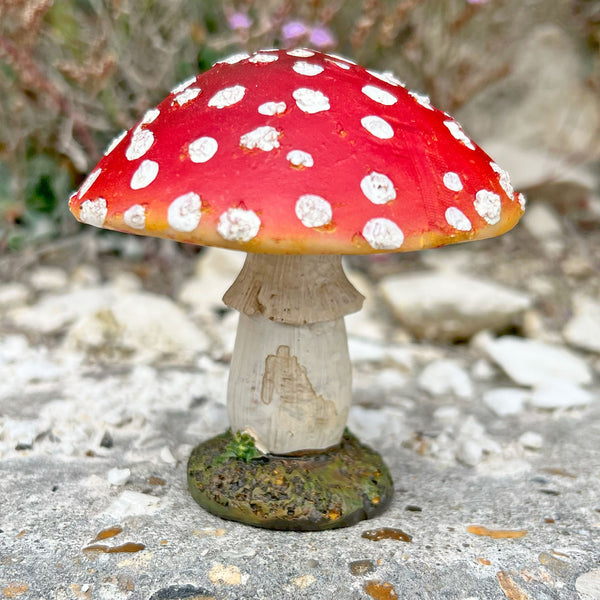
[224,254,364,455]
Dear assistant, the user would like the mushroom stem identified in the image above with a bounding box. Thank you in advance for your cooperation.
[224,254,364,454]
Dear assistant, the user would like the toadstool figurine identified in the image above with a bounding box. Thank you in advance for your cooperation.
[69,48,525,530]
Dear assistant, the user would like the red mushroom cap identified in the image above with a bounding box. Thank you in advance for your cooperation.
[69,48,525,254]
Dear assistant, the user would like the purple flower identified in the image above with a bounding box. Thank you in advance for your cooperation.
[309,26,336,48]
[282,20,309,40]
[227,12,252,30]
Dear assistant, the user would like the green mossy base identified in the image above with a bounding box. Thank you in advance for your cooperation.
[187,430,393,531]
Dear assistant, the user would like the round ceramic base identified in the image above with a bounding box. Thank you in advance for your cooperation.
[187,430,393,531]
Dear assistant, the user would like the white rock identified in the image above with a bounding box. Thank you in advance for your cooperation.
[0,335,30,364]
[482,387,530,417]
[107,467,131,486]
[418,359,474,399]
[348,405,408,445]
[471,358,497,381]
[101,490,161,519]
[563,296,600,354]
[29,266,68,292]
[522,203,564,255]
[159,446,177,465]
[0,418,41,448]
[0,283,30,309]
[529,379,594,409]
[178,247,245,316]
[576,569,600,599]
[379,273,531,341]
[519,431,543,450]
[65,290,210,363]
[482,335,593,386]
[456,439,484,467]
[433,406,461,423]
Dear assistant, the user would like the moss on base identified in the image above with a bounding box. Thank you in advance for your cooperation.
[187,430,393,531]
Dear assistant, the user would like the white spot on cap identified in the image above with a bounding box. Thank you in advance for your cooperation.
[171,76,196,94]
[445,207,472,231]
[518,192,527,210]
[258,101,286,116]
[360,172,396,204]
[189,137,218,163]
[327,59,350,70]
[123,204,146,229]
[240,126,280,152]
[217,208,261,242]
[409,91,434,110]
[293,61,324,76]
[168,192,201,232]
[444,120,475,150]
[130,160,159,190]
[140,108,160,125]
[361,116,394,139]
[292,88,330,114]
[443,172,463,192]
[295,194,332,228]
[104,130,127,156]
[172,87,201,107]
[368,70,405,87]
[490,162,514,198]
[361,85,397,106]
[216,53,250,65]
[80,198,107,228]
[363,218,404,250]
[474,190,501,225]
[208,85,246,109]
[287,150,313,168]
[78,168,102,198]
[126,128,154,161]
[249,53,278,63]
[287,49,315,58]
[327,53,356,65]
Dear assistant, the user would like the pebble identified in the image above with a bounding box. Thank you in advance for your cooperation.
[482,387,530,417]
[563,296,600,354]
[0,282,30,309]
[576,569,600,599]
[107,467,131,486]
[379,272,531,341]
[28,266,69,292]
[482,335,593,386]
[519,431,543,450]
[101,490,162,519]
[522,202,565,255]
[417,359,474,399]
[529,379,594,409]
[65,290,210,363]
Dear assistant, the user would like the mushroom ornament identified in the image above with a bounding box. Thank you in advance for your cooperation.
[69,48,525,530]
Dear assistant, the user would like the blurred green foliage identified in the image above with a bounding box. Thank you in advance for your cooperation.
[0,0,596,253]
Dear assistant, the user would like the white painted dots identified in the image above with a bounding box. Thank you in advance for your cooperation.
[360,172,396,204]
[293,61,324,76]
[217,208,261,242]
[168,192,201,232]
[240,126,280,152]
[490,162,514,199]
[130,160,159,190]
[292,88,330,114]
[258,101,286,116]
[189,137,218,163]
[104,130,127,156]
[287,49,315,58]
[445,207,472,231]
[208,85,246,109]
[287,150,313,168]
[172,87,201,107]
[123,204,146,230]
[363,218,404,250]
[249,53,278,64]
[361,116,394,140]
[79,198,107,228]
[409,91,433,111]
[78,168,101,198]
[444,120,475,150]
[474,190,502,225]
[171,76,197,95]
[126,128,154,161]
[216,53,250,65]
[295,195,332,228]
[362,85,397,106]
[443,172,463,192]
